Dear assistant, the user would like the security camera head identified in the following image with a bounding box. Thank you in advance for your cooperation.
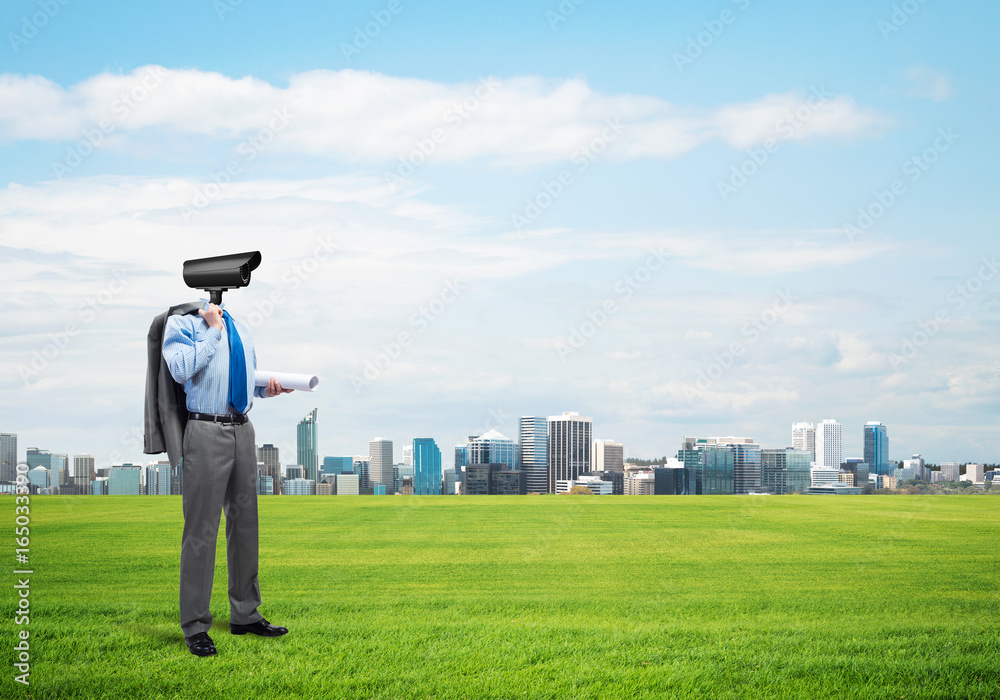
[183,251,262,305]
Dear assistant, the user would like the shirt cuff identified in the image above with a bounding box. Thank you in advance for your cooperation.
[254,385,267,399]
[204,326,223,343]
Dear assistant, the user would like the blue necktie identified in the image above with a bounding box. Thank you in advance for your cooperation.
[222,310,248,414]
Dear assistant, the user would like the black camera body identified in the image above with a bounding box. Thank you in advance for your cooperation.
[183,251,261,305]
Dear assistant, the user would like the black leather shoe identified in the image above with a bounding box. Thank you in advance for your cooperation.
[185,631,217,657]
[230,618,288,637]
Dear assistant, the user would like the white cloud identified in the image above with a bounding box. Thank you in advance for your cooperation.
[0,66,891,165]
[901,65,953,102]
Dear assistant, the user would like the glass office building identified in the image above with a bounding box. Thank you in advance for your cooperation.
[297,409,318,482]
[864,421,890,475]
[546,412,592,493]
[519,416,549,494]
[761,448,812,494]
[413,438,442,495]
[108,466,142,495]
[323,456,354,475]
[678,439,735,494]
[466,429,518,471]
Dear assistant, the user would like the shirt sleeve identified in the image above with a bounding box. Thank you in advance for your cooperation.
[252,345,267,398]
[162,314,223,384]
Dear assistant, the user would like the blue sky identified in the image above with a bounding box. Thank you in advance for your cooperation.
[2,0,998,470]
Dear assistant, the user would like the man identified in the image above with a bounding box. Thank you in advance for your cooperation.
[162,300,292,657]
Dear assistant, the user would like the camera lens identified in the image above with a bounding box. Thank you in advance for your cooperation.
[240,263,251,285]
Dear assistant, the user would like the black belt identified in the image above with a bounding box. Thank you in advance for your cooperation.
[188,412,249,425]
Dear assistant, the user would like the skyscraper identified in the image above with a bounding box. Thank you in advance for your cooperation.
[27,447,59,471]
[369,438,393,492]
[257,444,280,495]
[454,444,466,483]
[146,461,172,495]
[297,408,318,482]
[791,422,816,462]
[707,437,761,494]
[0,433,16,483]
[678,438,735,495]
[108,466,142,495]
[323,456,354,475]
[593,440,624,473]
[519,417,549,494]
[466,429,518,471]
[762,448,812,494]
[547,412,592,493]
[864,421,890,475]
[73,455,97,482]
[353,459,370,488]
[412,438,441,495]
[815,419,842,469]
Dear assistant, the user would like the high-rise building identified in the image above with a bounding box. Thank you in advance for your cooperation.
[466,430,517,471]
[369,438,393,493]
[0,433,16,483]
[840,459,871,489]
[284,478,316,495]
[27,447,60,471]
[297,409,318,482]
[903,454,926,481]
[353,459,370,488]
[403,446,413,466]
[678,438,735,494]
[464,463,526,495]
[28,466,51,492]
[258,444,280,472]
[810,464,841,487]
[323,456,354,475]
[791,423,815,462]
[652,466,690,495]
[146,461,172,495]
[412,438,442,495]
[257,471,274,495]
[863,421,890,475]
[519,417,549,494]
[939,462,960,482]
[454,445,466,483]
[624,471,656,495]
[257,444,280,495]
[965,464,985,483]
[707,437,761,494]
[593,440,624,473]
[335,473,360,495]
[547,412,592,493]
[108,466,142,495]
[761,448,812,494]
[73,454,95,494]
[815,419,842,469]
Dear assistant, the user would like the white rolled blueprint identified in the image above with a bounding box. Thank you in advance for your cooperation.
[254,370,319,392]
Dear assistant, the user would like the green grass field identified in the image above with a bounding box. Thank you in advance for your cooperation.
[4,495,999,699]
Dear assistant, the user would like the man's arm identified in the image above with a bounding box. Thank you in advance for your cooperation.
[162,314,222,384]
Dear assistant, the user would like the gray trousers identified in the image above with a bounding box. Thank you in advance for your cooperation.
[179,418,263,637]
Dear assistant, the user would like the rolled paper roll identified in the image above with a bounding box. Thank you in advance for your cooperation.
[254,370,319,392]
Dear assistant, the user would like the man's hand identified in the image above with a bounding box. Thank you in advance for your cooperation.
[265,377,294,397]
[198,303,225,332]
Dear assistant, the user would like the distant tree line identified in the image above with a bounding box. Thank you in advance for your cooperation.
[875,479,997,495]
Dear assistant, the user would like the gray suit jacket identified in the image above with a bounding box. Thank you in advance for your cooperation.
[143,302,203,468]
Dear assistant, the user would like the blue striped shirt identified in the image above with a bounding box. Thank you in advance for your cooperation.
[161,302,267,415]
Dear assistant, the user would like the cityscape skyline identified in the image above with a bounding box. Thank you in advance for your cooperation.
[4,411,993,480]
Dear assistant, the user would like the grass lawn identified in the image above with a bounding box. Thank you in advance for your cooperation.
[4,494,999,699]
